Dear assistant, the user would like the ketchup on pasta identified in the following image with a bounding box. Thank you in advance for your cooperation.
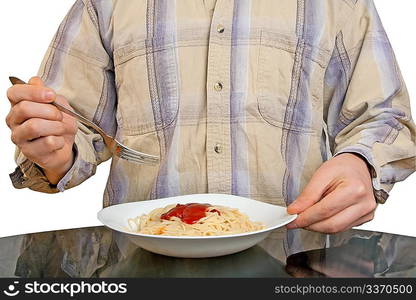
[160,203,221,224]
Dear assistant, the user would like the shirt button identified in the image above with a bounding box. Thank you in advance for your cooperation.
[214,81,223,92]
[217,24,225,33]
[214,144,222,154]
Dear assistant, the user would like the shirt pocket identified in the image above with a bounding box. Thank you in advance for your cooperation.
[257,30,327,133]
[114,37,180,135]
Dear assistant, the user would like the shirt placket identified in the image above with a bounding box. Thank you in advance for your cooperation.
[206,0,234,194]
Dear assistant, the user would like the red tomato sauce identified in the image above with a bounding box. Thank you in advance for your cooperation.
[160,203,221,224]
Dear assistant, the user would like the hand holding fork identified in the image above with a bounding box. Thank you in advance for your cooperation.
[6,76,159,185]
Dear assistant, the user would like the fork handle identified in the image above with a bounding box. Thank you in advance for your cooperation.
[51,102,108,138]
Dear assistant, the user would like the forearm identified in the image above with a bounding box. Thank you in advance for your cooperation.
[324,0,416,203]
[10,128,110,193]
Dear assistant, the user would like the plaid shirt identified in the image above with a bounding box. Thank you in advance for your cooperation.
[10,0,415,257]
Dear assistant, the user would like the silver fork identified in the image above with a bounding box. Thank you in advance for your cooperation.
[9,76,159,165]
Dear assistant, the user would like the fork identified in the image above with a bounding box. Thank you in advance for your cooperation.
[9,76,159,165]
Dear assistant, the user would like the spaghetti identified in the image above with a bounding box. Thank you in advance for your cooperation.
[128,203,265,236]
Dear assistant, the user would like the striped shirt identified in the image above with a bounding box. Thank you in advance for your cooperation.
[10,0,416,257]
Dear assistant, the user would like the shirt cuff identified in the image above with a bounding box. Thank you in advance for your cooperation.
[9,132,97,193]
[9,157,59,194]
[334,145,390,204]
[55,142,96,192]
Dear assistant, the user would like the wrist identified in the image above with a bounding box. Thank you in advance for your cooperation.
[42,150,75,185]
[340,152,374,177]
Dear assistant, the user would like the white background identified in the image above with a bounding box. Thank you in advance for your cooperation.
[0,0,415,238]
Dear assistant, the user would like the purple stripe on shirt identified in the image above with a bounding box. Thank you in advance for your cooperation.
[104,161,128,206]
[284,0,325,256]
[230,0,251,196]
[147,0,180,198]
[90,0,114,57]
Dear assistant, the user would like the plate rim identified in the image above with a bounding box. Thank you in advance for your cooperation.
[97,194,298,240]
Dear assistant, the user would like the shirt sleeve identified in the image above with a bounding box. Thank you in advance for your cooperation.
[10,0,116,193]
[323,0,416,203]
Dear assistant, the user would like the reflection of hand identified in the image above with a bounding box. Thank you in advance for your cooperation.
[286,153,377,233]
[6,77,77,184]
[286,238,376,278]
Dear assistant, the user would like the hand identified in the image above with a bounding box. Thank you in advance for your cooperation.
[286,153,377,233]
[6,77,77,184]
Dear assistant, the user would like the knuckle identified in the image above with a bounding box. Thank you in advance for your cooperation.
[295,216,310,228]
[5,112,12,127]
[346,180,367,198]
[6,86,14,101]
[19,100,31,111]
[53,108,63,121]
[297,219,312,229]
[367,200,377,212]
[353,182,368,197]
[320,203,335,218]
[323,221,340,234]
[25,119,39,137]
[10,131,19,145]
[293,218,304,228]
[44,136,56,150]
[13,101,28,118]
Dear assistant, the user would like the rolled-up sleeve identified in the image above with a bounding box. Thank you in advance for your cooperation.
[324,0,416,203]
[10,0,116,193]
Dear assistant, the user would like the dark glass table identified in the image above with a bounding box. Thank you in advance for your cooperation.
[0,227,415,278]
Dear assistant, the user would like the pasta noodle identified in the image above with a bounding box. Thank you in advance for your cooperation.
[128,203,265,236]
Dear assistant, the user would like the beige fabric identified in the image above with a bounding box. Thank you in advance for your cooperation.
[10,0,415,257]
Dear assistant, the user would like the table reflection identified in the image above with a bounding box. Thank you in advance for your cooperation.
[0,227,415,278]
[287,231,416,278]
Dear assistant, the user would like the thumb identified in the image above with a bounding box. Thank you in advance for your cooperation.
[28,76,45,87]
[287,168,331,215]
[29,76,57,103]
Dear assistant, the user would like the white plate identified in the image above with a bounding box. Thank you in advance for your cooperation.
[97,194,297,258]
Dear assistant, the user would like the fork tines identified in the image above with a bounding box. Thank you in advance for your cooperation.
[117,144,159,165]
